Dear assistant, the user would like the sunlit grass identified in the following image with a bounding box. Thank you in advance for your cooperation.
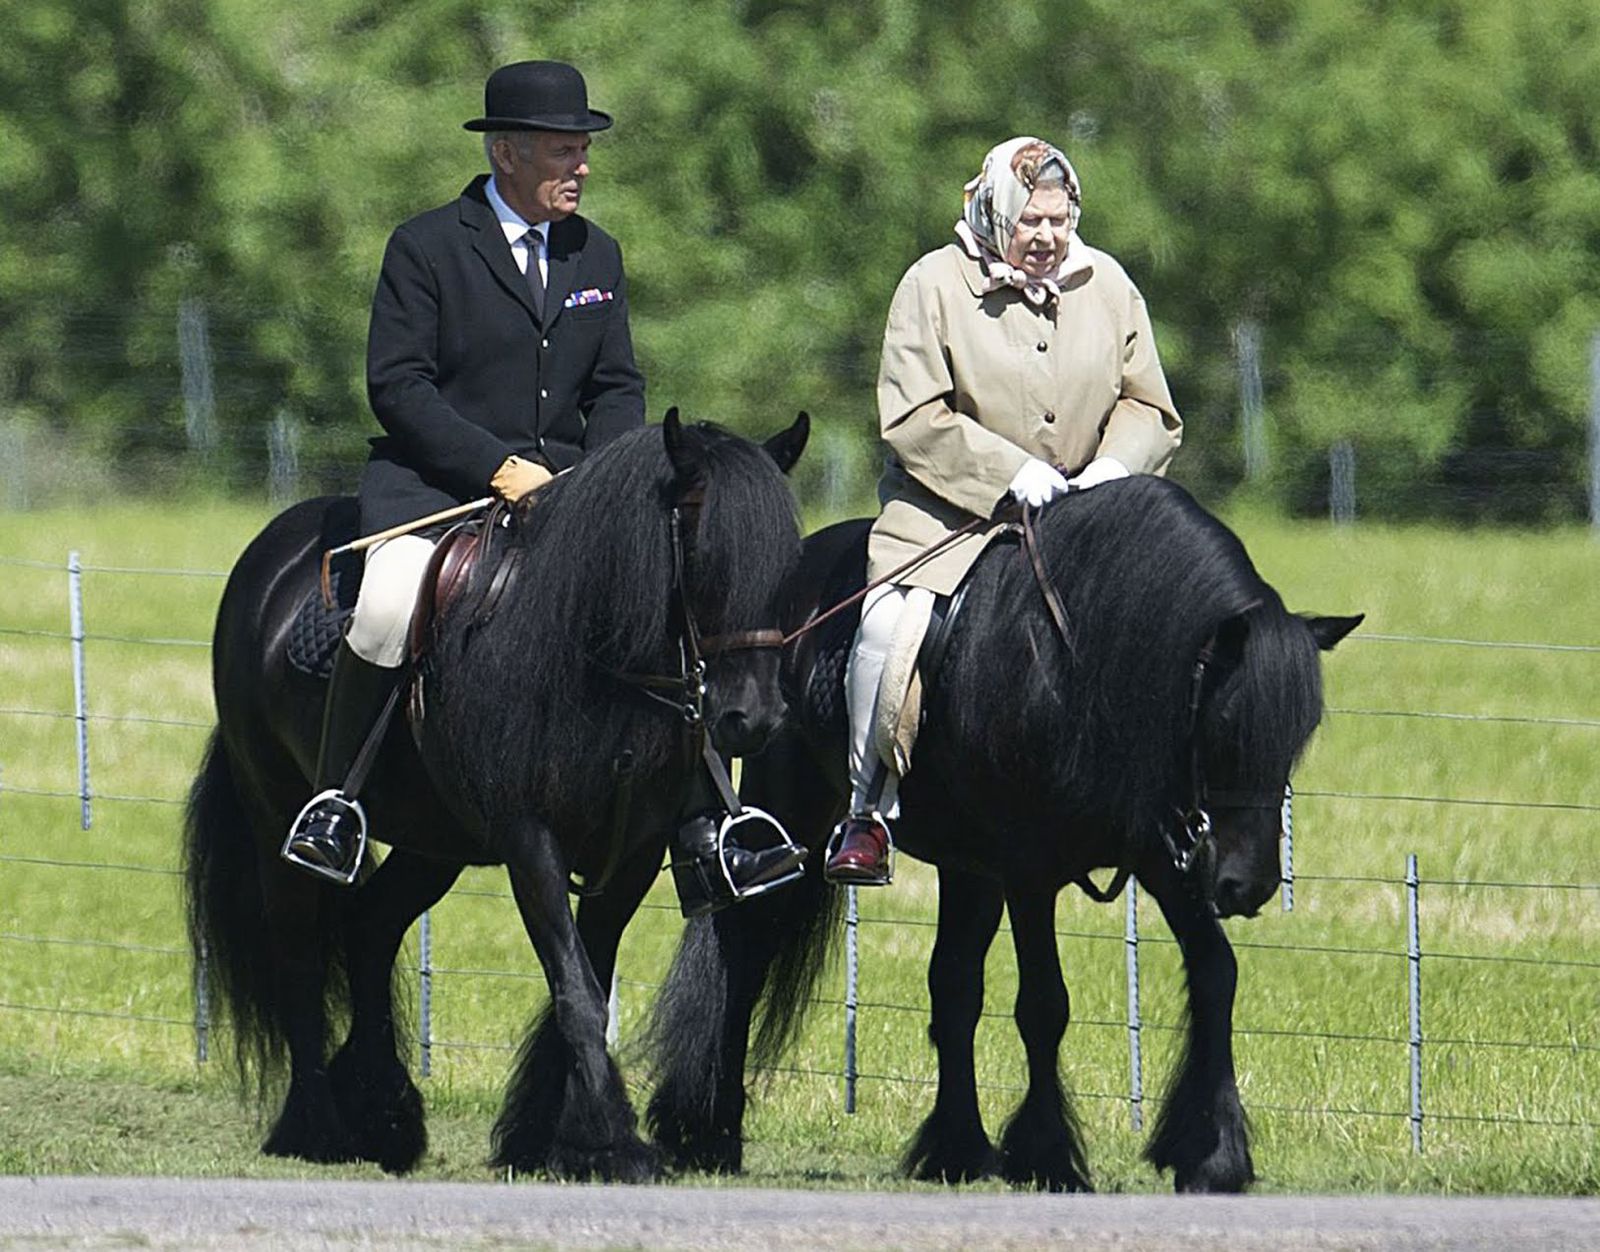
[0,499,1595,1192]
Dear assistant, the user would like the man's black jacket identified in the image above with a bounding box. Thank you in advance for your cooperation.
[360,174,645,532]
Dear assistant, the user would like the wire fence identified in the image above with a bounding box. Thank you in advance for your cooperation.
[1,550,1596,1158]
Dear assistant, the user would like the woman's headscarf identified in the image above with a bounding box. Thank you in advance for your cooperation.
[956,136,1085,305]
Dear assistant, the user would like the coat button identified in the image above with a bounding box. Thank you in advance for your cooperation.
[1036,340,1048,352]
[1043,410,1056,423]
[539,389,548,399]
[541,339,550,349]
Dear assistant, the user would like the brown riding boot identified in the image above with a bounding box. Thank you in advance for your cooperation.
[824,813,894,886]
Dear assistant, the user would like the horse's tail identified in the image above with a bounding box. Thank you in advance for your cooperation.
[183,729,288,1091]
[642,865,839,1169]
[751,867,842,1067]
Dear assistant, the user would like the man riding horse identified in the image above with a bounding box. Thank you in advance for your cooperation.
[284,60,800,908]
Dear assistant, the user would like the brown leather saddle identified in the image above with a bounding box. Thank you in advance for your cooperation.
[287,502,521,681]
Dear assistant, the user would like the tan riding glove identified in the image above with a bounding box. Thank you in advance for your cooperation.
[490,455,554,502]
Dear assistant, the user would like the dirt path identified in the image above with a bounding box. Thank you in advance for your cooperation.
[2,1177,1598,1250]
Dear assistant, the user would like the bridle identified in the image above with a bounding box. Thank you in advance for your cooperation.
[591,490,790,894]
[1161,618,1293,902]
[602,489,785,730]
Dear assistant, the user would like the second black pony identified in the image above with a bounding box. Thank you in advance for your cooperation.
[645,476,1359,1192]
[185,410,806,1179]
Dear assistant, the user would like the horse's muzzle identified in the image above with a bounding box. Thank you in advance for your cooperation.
[1211,871,1276,919]
[710,708,779,758]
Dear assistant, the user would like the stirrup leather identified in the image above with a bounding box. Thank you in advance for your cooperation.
[281,789,369,886]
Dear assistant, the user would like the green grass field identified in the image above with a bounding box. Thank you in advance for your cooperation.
[0,500,1595,1193]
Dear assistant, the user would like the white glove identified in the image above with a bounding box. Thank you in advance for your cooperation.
[1007,457,1072,508]
[1066,456,1130,491]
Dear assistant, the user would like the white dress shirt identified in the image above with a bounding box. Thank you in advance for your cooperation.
[485,176,549,287]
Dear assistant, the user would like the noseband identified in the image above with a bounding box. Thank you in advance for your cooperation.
[1166,626,1290,898]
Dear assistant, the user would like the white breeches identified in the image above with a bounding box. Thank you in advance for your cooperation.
[845,583,909,817]
[345,535,436,668]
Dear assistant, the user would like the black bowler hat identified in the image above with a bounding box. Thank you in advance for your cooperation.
[463,60,613,133]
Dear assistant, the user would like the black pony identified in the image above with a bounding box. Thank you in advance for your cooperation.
[644,476,1359,1192]
[185,411,807,1179]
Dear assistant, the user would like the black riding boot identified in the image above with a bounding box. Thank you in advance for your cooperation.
[282,641,402,885]
[670,810,807,919]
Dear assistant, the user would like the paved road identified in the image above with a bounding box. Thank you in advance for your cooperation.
[3,1178,1599,1250]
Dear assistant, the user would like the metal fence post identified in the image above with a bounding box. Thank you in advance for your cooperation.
[1234,319,1267,479]
[607,971,620,1048]
[844,884,859,1114]
[195,939,210,1065]
[1329,440,1356,525]
[1280,783,1295,912]
[1588,330,1600,534]
[419,909,433,1078]
[267,409,301,506]
[1125,885,1144,1132]
[1406,853,1424,1154]
[179,297,217,457]
[67,551,92,830]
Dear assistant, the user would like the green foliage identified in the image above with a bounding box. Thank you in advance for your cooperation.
[2,0,1598,518]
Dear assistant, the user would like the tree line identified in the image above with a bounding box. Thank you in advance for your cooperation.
[3,0,1598,520]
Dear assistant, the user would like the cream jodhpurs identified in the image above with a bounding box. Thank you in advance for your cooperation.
[845,583,909,817]
[344,535,436,668]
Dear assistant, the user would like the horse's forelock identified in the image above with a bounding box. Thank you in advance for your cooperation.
[686,427,801,633]
[1207,599,1325,786]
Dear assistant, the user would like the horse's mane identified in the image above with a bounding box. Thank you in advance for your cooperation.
[427,422,800,826]
[938,476,1321,832]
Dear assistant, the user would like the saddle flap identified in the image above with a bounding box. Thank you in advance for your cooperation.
[408,520,486,663]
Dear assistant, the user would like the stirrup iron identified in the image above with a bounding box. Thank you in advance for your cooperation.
[718,806,807,901]
[281,789,369,886]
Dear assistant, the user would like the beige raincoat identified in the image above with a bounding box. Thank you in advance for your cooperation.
[868,241,1182,594]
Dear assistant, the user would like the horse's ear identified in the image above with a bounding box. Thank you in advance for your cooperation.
[661,406,703,489]
[762,410,811,475]
[1305,613,1364,651]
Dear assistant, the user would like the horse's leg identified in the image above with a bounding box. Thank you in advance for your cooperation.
[648,728,845,1175]
[997,884,1091,1191]
[188,734,354,1163]
[903,865,1005,1183]
[329,849,463,1173]
[492,834,660,1175]
[256,843,359,1163]
[492,815,658,1181]
[1141,866,1255,1193]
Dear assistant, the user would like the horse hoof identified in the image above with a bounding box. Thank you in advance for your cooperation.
[654,1127,742,1176]
[262,1111,359,1164]
[327,1047,428,1174]
[1173,1159,1255,1194]
[1003,1161,1094,1193]
[548,1137,664,1184]
[903,1127,1002,1184]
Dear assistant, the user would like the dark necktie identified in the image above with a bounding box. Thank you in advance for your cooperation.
[523,228,544,315]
